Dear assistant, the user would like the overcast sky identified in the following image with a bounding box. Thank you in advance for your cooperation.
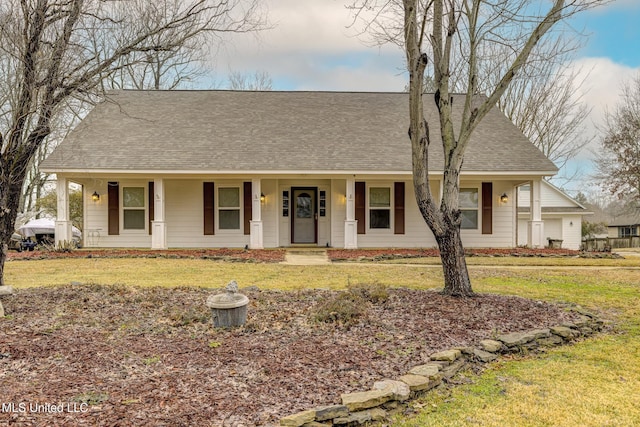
[206,1,640,194]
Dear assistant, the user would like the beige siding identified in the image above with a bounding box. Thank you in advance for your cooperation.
[165,180,249,248]
[83,179,151,248]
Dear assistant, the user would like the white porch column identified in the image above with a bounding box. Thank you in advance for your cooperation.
[151,178,167,249]
[344,178,358,249]
[249,178,264,249]
[55,176,72,246]
[527,179,545,248]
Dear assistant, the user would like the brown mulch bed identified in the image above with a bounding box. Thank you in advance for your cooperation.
[327,247,585,261]
[0,284,581,426]
[6,248,287,263]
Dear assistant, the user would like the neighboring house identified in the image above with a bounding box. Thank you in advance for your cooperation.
[608,216,640,238]
[517,181,591,250]
[41,90,558,250]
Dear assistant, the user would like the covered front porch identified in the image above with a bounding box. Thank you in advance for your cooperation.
[53,174,548,250]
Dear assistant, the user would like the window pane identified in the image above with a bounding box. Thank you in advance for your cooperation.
[370,209,390,229]
[123,210,145,229]
[370,187,390,207]
[296,193,312,218]
[459,188,478,208]
[219,187,240,208]
[219,210,240,229]
[460,210,478,229]
[123,187,145,208]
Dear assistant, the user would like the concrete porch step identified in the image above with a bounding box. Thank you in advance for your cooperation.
[282,249,330,265]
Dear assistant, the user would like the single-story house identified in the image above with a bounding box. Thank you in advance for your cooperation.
[516,180,591,250]
[41,90,559,250]
[608,215,640,238]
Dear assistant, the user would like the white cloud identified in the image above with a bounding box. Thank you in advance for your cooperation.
[569,57,639,136]
[207,0,404,90]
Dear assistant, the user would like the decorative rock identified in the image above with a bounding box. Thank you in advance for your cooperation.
[280,410,316,426]
[341,389,393,411]
[530,329,551,339]
[369,407,387,421]
[333,410,371,425]
[408,363,441,378]
[537,335,564,346]
[479,339,503,353]
[497,331,536,347]
[454,346,475,355]
[301,423,330,427]
[314,405,349,421]
[430,349,461,362]
[373,379,411,402]
[473,348,498,363]
[572,315,592,328]
[441,359,466,379]
[398,374,431,392]
[550,325,580,339]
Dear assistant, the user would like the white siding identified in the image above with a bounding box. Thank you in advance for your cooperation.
[82,179,151,248]
[562,215,582,250]
[355,180,515,249]
[518,181,577,208]
[165,180,249,248]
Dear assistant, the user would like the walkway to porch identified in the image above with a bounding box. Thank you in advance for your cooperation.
[281,248,330,265]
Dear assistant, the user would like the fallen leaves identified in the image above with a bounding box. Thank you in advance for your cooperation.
[0,284,579,426]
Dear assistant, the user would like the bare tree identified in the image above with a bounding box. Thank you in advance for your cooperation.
[0,0,266,286]
[596,72,640,206]
[400,9,593,184]
[350,0,606,296]
[228,70,273,90]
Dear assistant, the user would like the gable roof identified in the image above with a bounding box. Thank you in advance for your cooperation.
[609,213,640,227]
[41,90,558,175]
[517,180,591,215]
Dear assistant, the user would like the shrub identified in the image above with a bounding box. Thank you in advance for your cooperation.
[311,291,368,326]
[346,282,389,304]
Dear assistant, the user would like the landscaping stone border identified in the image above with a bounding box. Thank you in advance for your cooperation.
[279,306,603,426]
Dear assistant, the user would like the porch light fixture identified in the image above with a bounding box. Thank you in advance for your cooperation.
[500,193,508,204]
[260,193,266,203]
[91,191,100,202]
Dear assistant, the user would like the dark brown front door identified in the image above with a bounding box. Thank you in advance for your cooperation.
[292,188,317,244]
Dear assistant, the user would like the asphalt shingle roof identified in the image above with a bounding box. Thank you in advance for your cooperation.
[42,90,558,174]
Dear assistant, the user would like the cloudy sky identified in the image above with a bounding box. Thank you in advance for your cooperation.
[208,1,640,194]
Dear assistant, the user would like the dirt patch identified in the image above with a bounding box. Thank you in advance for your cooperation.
[0,284,580,426]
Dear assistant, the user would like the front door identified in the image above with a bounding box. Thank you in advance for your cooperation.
[292,188,317,244]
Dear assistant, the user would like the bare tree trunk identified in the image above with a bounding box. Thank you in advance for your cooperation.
[435,221,472,297]
[0,168,25,286]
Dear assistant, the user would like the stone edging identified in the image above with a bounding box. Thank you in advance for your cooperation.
[279,306,603,426]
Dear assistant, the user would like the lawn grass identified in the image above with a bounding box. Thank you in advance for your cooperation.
[393,267,640,427]
[4,256,640,426]
[4,258,447,290]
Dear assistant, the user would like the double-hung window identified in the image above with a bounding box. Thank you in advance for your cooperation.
[122,187,145,230]
[218,187,241,230]
[369,187,391,229]
[460,188,479,229]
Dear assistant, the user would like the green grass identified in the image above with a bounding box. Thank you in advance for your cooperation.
[4,258,448,290]
[4,256,640,426]
[393,267,640,427]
